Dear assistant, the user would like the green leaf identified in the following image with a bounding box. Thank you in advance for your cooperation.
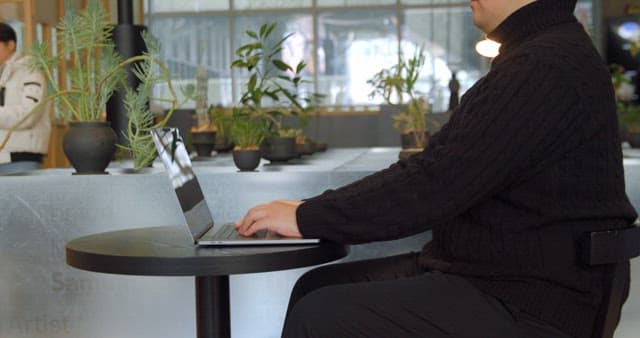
[236,42,262,56]
[273,33,293,51]
[268,47,283,58]
[258,23,269,38]
[264,91,279,101]
[248,54,261,67]
[248,74,257,92]
[296,61,306,74]
[246,30,258,39]
[231,60,246,68]
[272,59,292,72]
[263,22,277,39]
[251,91,262,104]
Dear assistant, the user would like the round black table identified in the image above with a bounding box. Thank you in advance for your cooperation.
[66,226,348,338]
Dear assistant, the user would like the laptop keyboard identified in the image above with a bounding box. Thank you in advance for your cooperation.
[216,223,238,239]
[202,222,271,241]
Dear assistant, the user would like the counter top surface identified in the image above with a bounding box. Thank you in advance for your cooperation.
[6,146,640,177]
[5,147,399,176]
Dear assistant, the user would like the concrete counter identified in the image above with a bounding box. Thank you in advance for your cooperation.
[1,147,639,338]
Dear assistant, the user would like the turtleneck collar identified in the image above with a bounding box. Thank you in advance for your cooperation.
[487,0,578,51]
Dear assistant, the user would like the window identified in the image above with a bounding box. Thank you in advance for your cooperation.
[146,0,599,112]
[232,13,314,107]
[316,9,398,106]
[149,15,232,105]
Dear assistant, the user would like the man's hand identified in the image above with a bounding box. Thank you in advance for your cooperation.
[235,200,303,237]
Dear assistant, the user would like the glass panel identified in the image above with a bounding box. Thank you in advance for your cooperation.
[145,0,598,112]
[318,0,395,6]
[233,0,311,10]
[149,16,233,107]
[317,9,398,106]
[232,13,314,107]
[575,1,594,35]
[149,0,229,13]
[402,7,484,112]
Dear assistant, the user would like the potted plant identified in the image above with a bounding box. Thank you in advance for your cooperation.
[117,32,193,170]
[368,47,429,159]
[229,107,268,171]
[190,65,216,157]
[618,103,640,147]
[231,22,318,163]
[611,64,638,145]
[26,2,126,174]
[27,2,187,173]
[209,104,234,153]
[393,97,430,149]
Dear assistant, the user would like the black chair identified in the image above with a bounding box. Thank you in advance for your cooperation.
[582,225,640,338]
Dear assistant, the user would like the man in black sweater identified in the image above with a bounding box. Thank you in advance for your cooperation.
[236,0,638,337]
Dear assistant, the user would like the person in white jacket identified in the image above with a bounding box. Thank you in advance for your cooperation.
[0,22,50,173]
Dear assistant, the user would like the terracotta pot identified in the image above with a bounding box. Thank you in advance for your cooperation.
[63,121,117,175]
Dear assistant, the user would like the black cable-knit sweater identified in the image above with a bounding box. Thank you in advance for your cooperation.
[296,1,638,337]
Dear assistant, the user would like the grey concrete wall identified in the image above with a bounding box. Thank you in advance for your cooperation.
[274,110,451,149]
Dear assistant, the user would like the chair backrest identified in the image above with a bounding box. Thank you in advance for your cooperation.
[581,225,640,338]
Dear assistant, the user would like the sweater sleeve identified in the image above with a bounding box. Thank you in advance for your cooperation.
[297,54,591,244]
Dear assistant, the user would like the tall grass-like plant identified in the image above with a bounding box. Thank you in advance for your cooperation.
[119,32,194,170]
[229,108,269,150]
[26,1,192,171]
[29,0,126,122]
[209,105,232,139]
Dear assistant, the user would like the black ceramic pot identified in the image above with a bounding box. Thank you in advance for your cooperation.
[63,121,117,174]
[261,136,296,162]
[191,131,216,157]
[296,141,315,156]
[314,141,328,152]
[628,132,640,148]
[233,149,261,171]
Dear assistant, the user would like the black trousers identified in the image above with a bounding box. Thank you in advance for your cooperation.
[282,252,572,338]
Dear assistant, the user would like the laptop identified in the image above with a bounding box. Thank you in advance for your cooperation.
[150,127,320,246]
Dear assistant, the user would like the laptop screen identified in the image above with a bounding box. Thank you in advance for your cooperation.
[151,128,214,242]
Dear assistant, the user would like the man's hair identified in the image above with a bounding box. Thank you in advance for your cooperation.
[0,22,17,44]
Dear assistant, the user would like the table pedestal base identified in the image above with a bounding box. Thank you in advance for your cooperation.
[196,276,230,338]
